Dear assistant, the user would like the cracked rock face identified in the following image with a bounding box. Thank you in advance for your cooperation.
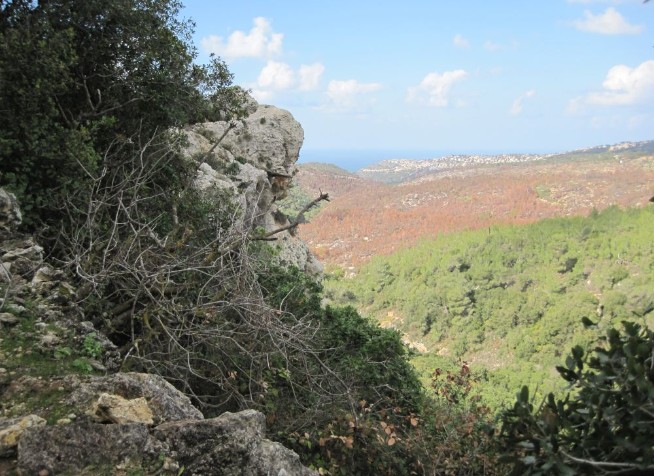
[185,101,323,275]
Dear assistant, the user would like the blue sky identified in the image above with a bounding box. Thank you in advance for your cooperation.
[181,0,654,166]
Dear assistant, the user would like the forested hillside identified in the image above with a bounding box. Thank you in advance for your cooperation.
[324,205,654,407]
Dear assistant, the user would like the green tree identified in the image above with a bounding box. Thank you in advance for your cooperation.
[0,0,248,228]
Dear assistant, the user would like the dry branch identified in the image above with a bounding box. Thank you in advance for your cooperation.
[255,191,330,241]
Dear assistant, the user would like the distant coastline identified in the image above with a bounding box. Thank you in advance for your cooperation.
[299,147,558,172]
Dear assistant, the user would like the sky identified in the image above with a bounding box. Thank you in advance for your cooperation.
[181,0,654,169]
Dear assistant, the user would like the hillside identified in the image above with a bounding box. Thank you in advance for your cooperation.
[294,162,369,198]
[295,143,654,268]
[323,205,654,408]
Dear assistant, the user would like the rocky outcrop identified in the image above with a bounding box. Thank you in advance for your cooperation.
[185,102,323,275]
[11,374,316,476]
[65,372,204,425]
[154,410,315,476]
[0,415,46,458]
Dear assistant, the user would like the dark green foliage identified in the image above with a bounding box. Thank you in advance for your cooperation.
[259,269,439,475]
[500,321,654,475]
[0,0,248,228]
[322,306,423,413]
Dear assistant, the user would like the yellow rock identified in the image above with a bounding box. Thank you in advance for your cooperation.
[0,414,46,456]
[91,393,154,425]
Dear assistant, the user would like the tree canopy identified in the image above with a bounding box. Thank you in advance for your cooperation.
[0,0,248,227]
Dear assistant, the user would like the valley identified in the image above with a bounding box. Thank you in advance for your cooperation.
[285,141,654,408]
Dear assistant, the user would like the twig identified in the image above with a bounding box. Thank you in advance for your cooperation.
[254,191,329,240]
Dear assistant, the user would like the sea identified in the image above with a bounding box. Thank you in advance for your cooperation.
[298,148,512,172]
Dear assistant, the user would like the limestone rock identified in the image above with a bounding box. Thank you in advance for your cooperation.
[154,409,317,476]
[0,238,43,279]
[0,312,19,326]
[254,439,318,476]
[31,266,58,283]
[16,409,317,476]
[17,422,162,475]
[184,101,322,274]
[91,393,154,425]
[0,414,46,458]
[0,188,21,234]
[39,331,61,347]
[66,372,203,424]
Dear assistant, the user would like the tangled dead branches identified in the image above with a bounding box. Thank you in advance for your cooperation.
[56,127,354,427]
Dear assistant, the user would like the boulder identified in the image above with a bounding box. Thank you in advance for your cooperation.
[17,422,162,475]
[0,415,46,458]
[15,409,316,475]
[0,312,19,326]
[0,238,43,279]
[66,372,203,424]
[154,409,317,476]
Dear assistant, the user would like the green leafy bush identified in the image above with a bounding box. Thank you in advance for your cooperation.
[500,321,654,475]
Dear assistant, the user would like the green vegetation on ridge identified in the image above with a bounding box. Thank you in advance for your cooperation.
[324,205,654,408]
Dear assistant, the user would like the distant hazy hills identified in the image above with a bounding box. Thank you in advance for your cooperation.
[288,140,654,268]
[355,140,654,184]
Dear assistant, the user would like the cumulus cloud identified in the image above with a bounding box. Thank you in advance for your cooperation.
[298,63,325,91]
[325,80,382,111]
[570,60,654,110]
[201,17,283,59]
[453,34,470,49]
[509,90,536,115]
[587,60,654,105]
[407,70,468,107]
[256,61,295,90]
[573,8,643,35]
[251,61,325,101]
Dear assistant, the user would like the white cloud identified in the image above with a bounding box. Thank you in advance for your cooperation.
[298,63,325,91]
[250,89,274,103]
[573,8,643,35]
[569,60,654,110]
[325,80,382,111]
[510,90,536,115]
[567,96,585,114]
[587,60,654,105]
[252,61,325,101]
[256,60,295,90]
[407,70,468,107]
[453,34,470,49]
[201,17,283,59]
